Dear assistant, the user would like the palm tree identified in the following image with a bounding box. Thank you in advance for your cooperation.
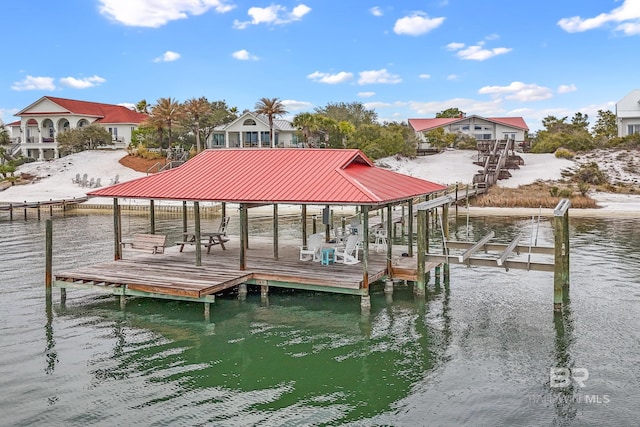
[183,97,210,153]
[151,97,183,150]
[292,112,316,147]
[254,97,288,148]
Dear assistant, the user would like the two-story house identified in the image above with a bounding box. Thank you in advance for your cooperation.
[7,96,147,160]
[409,115,529,149]
[616,90,640,137]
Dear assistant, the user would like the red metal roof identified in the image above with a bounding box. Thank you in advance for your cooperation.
[17,96,147,124]
[409,116,529,132]
[88,149,447,205]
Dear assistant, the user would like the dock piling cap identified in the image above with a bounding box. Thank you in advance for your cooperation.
[553,198,571,216]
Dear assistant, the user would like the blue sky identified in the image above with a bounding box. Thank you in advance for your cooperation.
[2,0,640,132]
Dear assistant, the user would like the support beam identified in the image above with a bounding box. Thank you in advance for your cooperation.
[416,209,427,296]
[497,234,523,267]
[458,231,495,263]
[361,205,369,290]
[150,199,155,234]
[273,204,279,260]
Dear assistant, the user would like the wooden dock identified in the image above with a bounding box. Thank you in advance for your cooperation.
[0,197,89,220]
[53,237,438,304]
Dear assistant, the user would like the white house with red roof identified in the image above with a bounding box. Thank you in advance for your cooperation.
[8,96,147,160]
[408,115,529,148]
[616,90,640,137]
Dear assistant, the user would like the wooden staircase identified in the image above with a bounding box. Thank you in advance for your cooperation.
[472,139,524,189]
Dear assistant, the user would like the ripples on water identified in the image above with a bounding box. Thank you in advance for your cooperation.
[0,212,638,426]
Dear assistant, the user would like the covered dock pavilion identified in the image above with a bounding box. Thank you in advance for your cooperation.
[52,148,447,313]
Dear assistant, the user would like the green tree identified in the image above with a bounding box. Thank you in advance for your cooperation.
[135,99,150,114]
[436,107,465,118]
[255,97,288,148]
[57,124,113,155]
[292,112,317,146]
[314,102,377,128]
[149,97,184,149]
[199,100,238,146]
[182,97,210,153]
[0,125,10,145]
[592,109,617,144]
[531,114,595,153]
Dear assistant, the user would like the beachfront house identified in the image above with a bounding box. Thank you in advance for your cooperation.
[409,115,529,152]
[208,111,300,149]
[8,96,147,161]
[615,89,640,137]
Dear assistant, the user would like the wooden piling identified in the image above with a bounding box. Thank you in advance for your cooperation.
[273,204,279,260]
[416,209,427,296]
[553,199,571,311]
[45,218,52,289]
[150,200,155,234]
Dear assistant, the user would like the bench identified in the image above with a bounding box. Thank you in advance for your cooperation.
[121,233,167,254]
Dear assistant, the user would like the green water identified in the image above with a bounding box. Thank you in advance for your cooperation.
[1,212,639,426]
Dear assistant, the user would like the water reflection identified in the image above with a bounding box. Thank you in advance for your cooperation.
[52,284,449,425]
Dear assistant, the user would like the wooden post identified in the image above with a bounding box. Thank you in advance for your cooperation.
[301,205,308,247]
[194,202,202,266]
[386,204,393,274]
[553,198,571,311]
[408,199,413,257]
[113,198,121,260]
[221,202,226,219]
[273,204,279,260]
[45,218,53,290]
[150,200,156,234]
[553,214,564,311]
[443,204,450,283]
[455,184,459,217]
[24,201,27,221]
[312,215,317,234]
[239,204,246,270]
[37,203,41,221]
[361,205,370,309]
[416,209,427,296]
[9,204,13,221]
[204,302,210,321]
[182,201,188,234]
[49,201,53,217]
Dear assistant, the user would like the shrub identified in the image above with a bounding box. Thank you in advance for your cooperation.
[573,162,607,185]
[555,147,575,159]
[558,188,573,198]
[549,186,559,197]
[578,181,590,196]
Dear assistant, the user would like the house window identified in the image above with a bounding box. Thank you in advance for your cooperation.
[212,134,225,146]
[503,132,516,140]
[244,131,258,146]
[260,131,271,145]
[628,124,640,135]
[243,119,256,126]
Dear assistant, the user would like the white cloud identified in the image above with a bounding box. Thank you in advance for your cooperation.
[364,101,392,109]
[281,99,312,111]
[449,42,512,60]
[99,0,235,28]
[358,69,402,85]
[418,73,431,79]
[118,102,137,110]
[232,49,258,60]
[394,12,445,36]
[153,51,181,62]
[447,74,458,80]
[558,0,640,34]
[478,81,554,102]
[446,42,465,50]
[11,75,56,91]
[370,6,383,17]
[307,71,353,84]
[59,75,107,89]
[233,4,311,29]
[557,84,577,94]
[358,92,376,98]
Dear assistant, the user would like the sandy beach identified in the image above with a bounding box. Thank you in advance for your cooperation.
[1,148,639,217]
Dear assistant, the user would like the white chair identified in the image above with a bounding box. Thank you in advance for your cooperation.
[334,234,361,265]
[373,227,387,252]
[300,233,323,261]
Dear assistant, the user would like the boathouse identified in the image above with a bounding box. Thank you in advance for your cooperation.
[53,148,447,313]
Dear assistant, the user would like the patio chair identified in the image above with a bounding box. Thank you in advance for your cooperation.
[299,233,324,261]
[71,173,80,184]
[373,227,387,252]
[334,234,361,265]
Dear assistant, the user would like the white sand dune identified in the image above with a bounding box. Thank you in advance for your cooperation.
[1,148,639,214]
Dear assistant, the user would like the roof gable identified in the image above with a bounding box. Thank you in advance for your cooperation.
[88,148,445,205]
[409,115,529,132]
